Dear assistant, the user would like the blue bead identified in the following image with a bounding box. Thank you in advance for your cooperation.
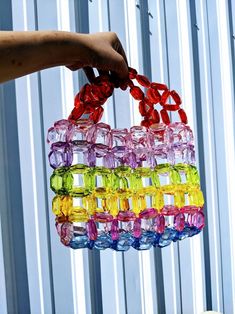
[111,233,134,251]
[157,228,177,248]
[132,231,155,250]
[94,234,112,250]
[70,235,88,249]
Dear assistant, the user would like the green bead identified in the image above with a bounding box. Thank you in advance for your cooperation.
[187,165,200,185]
[50,167,68,194]
[170,168,181,184]
[155,163,171,174]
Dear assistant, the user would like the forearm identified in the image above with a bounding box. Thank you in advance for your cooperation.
[0,31,91,83]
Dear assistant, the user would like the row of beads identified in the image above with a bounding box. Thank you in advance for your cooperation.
[49,139,195,169]
[52,189,204,220]
[47,120,193,148]
[50,163,201,195]
[56,221,202,251]
[68,68,188,126]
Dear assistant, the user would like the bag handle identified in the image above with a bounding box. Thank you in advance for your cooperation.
[68,67,188,127]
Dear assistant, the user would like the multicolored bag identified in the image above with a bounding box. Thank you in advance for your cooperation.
[47,67,205,251]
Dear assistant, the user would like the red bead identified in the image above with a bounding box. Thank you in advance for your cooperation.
[151,109,160,123]
[141,119,151,128]
[68,105,85,121]
[162,104,180,111]
[128,67,137,79]
[178,108,188,124]
[126,79,134,88]
[139,100,147,116]
[171,90,181,104]
[147,87,161,103]
[135,74,151,87]
[151,82,168,91]
[130,86,144,100]
[160,109,170,124]
[90,106,104,123]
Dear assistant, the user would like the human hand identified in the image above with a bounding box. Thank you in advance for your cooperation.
[65,32,129,83]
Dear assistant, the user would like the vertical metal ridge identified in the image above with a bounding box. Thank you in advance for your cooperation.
[189,0,212,309]
[74,2,103,313]
[0,0,30,313]
[32,1,56,312]
[139,1,166,313]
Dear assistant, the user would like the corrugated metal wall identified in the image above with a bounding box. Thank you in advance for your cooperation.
[0,0,234,313]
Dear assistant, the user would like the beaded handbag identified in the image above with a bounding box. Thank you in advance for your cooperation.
[47,67,205,251]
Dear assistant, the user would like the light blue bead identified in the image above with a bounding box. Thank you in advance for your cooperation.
[112,233,134,251]
[94,234,112,250]
[132,231,155,250]
[70,235,88,249]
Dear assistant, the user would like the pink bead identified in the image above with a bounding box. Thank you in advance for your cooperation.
[86,219,98,240]
[180,205,199,214]
[192,212,205,229]
[139,208,157,219]
[174,213,185,232]
[86,122,112,147]
[161,205,179,216]
[94,212,113,223]
[154,215,165,233]
[112,128,128,146]
[117,211,136,222]
[111,219,119,240]
[128,126,148,150]
[133,218,142,238]
[56,222,73,246]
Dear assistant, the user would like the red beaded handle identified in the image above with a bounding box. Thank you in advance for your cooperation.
[68,67,188,127]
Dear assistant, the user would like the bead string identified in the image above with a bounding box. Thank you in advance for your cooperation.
[68,67,188,127]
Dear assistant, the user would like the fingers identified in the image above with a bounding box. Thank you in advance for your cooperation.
[83,66,96,83]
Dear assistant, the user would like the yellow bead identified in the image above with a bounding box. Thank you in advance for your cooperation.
[52,195,73,216]
[189,189,204,206]
[152,190,164,211]
[107,195,119,216]
[120,198,130,211]
[187,166,200,185]
[69,206,88,222]
[83,195,96,215]
[174,191,185,208]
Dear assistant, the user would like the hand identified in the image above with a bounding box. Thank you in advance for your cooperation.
[66,32,129,83]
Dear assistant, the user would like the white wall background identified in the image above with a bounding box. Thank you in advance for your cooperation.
[0,0,235,314]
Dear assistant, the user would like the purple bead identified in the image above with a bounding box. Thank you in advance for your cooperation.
[139,208,157,219]
[103,152,115,168]
[71,141,90,165]
[87,147,96,166]
[125,151,137,168]
[112,146,127,164]
[192,212,205,229]
[133,218,142,238]
[93,143,109,157]
[117,211,136,222]
[111,219,119,240]
[154,215,165,234]
[86,219,98,240]
[174,213,185,232]
[49,142,72,168]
